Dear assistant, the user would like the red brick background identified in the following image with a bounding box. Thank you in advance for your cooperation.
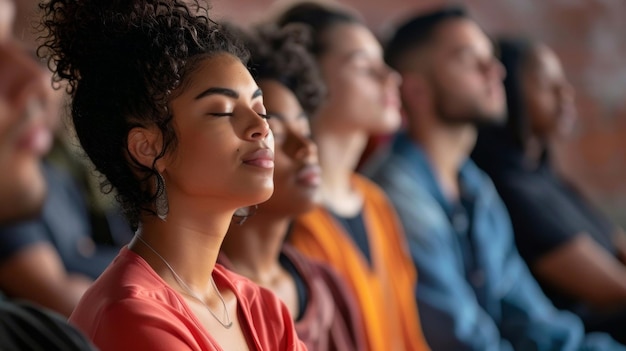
[210,0,626,226]
[14,0,626,226]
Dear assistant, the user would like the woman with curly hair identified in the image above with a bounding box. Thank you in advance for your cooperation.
[38,0,306,350]
[219,23,366,351]
[274,2,430,350]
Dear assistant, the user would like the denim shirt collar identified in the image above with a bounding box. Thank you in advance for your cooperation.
[391,132,485,217]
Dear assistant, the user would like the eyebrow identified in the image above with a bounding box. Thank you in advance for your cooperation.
[195,87,263,100]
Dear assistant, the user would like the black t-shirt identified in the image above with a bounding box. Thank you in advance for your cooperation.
[332,211,371,266]
[495,164,616,262]
[473,130,616,262]
[473,128,618,309]
[0,299,96,351]
[279,253,309,321]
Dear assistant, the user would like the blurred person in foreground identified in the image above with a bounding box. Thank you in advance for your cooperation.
[366,6,626,350]
[472,38,626,343]
[0,0,131,318]
[0,0,96,349]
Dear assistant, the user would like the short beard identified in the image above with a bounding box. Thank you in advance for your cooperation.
[432,83,505,129]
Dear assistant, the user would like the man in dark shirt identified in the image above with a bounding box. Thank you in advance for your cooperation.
[0,0,96,349]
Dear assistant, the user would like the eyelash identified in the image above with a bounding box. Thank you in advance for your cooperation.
[209,112,233,117]
[208,112,270,119]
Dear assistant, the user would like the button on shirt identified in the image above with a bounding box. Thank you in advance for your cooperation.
[365,132,625,351]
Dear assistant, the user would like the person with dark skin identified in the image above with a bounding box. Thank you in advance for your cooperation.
[220,23,366,351]
[367,6,626,350]
[0,0,96,349]
[472,38,626,342]
[275,2,430,350]
[39,1,307,350]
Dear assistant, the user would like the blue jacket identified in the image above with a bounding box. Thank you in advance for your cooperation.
[366,133,624,351]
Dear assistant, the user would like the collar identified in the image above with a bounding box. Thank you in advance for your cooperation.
[391,132,485,215]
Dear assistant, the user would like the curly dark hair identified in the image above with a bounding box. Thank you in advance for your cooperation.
[237,23,325,116]
[37,0,248,229]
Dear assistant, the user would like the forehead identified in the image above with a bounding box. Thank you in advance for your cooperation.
[323,23,381,58]
[430,18,492,56]
[183,53,257,96]
[528,44,563,76]
[258,80,303,120]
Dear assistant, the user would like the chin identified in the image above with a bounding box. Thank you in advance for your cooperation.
[253,184,275,206]
[373,110,402,134]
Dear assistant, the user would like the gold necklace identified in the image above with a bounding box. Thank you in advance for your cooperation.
[136,235,233,329]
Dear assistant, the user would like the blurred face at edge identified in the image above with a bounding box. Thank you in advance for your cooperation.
[0,0,57,223]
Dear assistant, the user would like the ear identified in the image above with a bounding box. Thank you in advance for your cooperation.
[127,126,164,172]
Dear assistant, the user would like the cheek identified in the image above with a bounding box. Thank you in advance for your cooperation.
[170,131,233,180]
[528,94,553,121]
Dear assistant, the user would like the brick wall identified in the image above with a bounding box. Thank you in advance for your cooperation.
[211,0,626,225]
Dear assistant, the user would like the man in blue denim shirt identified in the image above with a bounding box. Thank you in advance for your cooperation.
[366,6,626,350]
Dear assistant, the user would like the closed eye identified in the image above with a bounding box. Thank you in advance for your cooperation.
[208,112,234,117]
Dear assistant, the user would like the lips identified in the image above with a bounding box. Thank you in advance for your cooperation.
[242,148,274,169]
[296,164,321,187]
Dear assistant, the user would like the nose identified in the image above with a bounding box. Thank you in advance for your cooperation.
[242,109,271,141]
[380,64,401,87]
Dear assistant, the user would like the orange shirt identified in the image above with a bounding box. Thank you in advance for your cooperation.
[289,174,430,351]
[69,247,306,351]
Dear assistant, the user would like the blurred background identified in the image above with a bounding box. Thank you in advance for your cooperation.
[15,0,626,227]
[211,0,626,227]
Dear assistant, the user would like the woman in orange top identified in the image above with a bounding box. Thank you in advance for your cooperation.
[39,1,305,350]
[220,23,365,351]
[275,2,430,351]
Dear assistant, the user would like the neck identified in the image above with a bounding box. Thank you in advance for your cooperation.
[408,114,477,200]
[130,193,236,298]
[221,213,290,285]
[313,121,367,215]
[524,134,547,167]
